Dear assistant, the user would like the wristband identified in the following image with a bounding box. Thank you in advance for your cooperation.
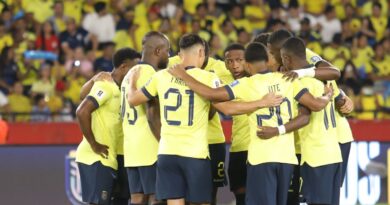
[293,67,316,78]
[277,125,286,135]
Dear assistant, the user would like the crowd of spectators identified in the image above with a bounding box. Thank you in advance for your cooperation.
[0,0,389,122]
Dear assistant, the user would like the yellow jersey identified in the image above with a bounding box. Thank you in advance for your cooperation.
[306,48,354,144]
[121,63,159,167]
[297,78,342,167]
[169,56,227,145]
[76,81,123,170]
[226,72,307,165]
[223,73,250,152]
[142,68,219,159]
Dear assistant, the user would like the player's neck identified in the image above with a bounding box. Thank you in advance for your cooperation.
[180,55,199,68]
[140,56,159,70]
[110,71,122,86]
[291,59,309,70]
[253,61,269,74]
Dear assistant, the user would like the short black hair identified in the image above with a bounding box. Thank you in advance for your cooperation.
[281,37,306,59]
[142,31,167,46]
[245,42,268,63]
[373,2,382,9]
[201,38,210,69]
[268,29,293,46]
[34,93,45,104]
[253,32,271,46]
[325,5,334,14]
[224,43,245,54]
[196,3,207,11]
[179,33,204,50]
[222,18,233,27]
[94,2,106,13]
[332,33,342,45]
[112,48,141,68]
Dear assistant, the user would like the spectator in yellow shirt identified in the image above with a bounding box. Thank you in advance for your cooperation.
[237,28,251,46]
[352,34,375,70]
[229,4,252,33]
[299,0,327,16]
[48,1,70,34]
[8,81,31,122]
[31,63,55,97]
[216,18,237,51]
[0,22,13,53]
[369,2,388,41]
[193,3,219,33]
[245,0,270,32]
[323,33,351,71]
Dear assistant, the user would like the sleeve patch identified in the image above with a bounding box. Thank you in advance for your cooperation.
[229,80,240,87]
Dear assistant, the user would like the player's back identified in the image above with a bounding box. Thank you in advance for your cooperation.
[121,63,158,167]
[142,67,219,159]
[230,72,304,165]
[76,80,122,170]
[297,77,342,167]
[306,48,354,144]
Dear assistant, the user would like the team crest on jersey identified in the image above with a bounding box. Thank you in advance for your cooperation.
[310,56,321,64]
[65,150,83,205]
[229,80,240,87]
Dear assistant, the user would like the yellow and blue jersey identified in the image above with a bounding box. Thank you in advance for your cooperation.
[169,56,227,145]
[121,63,159,167]
[297,77,342,167]
[76,81,122,170]
[226,72,308,165]
[142,68,220,159]
[306,48,354,144]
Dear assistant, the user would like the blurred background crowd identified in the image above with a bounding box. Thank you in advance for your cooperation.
[0,0,389,122]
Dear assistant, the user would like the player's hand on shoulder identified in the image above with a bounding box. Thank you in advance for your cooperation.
[260,92,283,108]
[93,72,112,82]
[128,66,141,82]
[339,95,354,114]
[168,63,186,79]
[90,141,109,159]
[257,126,279,139]
[324,83,334,99]
[282,71,299,82]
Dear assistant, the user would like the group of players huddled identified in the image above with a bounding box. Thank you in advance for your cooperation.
[75,29,354,205]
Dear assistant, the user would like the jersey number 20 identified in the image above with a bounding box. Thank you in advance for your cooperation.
[256,98,292,126]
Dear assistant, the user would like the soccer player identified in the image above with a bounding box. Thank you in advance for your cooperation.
[127,34,282,205]
[223,43,250,205]
[168,42,333,205]
[121,31,170,205]
[75,47,138,205]
[267,29,353,197]
[266,29,354,205]
[168,40,229,205]
[281,37,343,205]
[78,47,141,205]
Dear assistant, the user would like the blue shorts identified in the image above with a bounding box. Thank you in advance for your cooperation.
[112,155,130,199]
[301,162,342,205]
[246,163,294,205]
[126,163,157,195]
[78,161,117,205]
[228,151,247,192]
[340,142,351,187]
[209,143,227,188]
[156,155,212,203]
